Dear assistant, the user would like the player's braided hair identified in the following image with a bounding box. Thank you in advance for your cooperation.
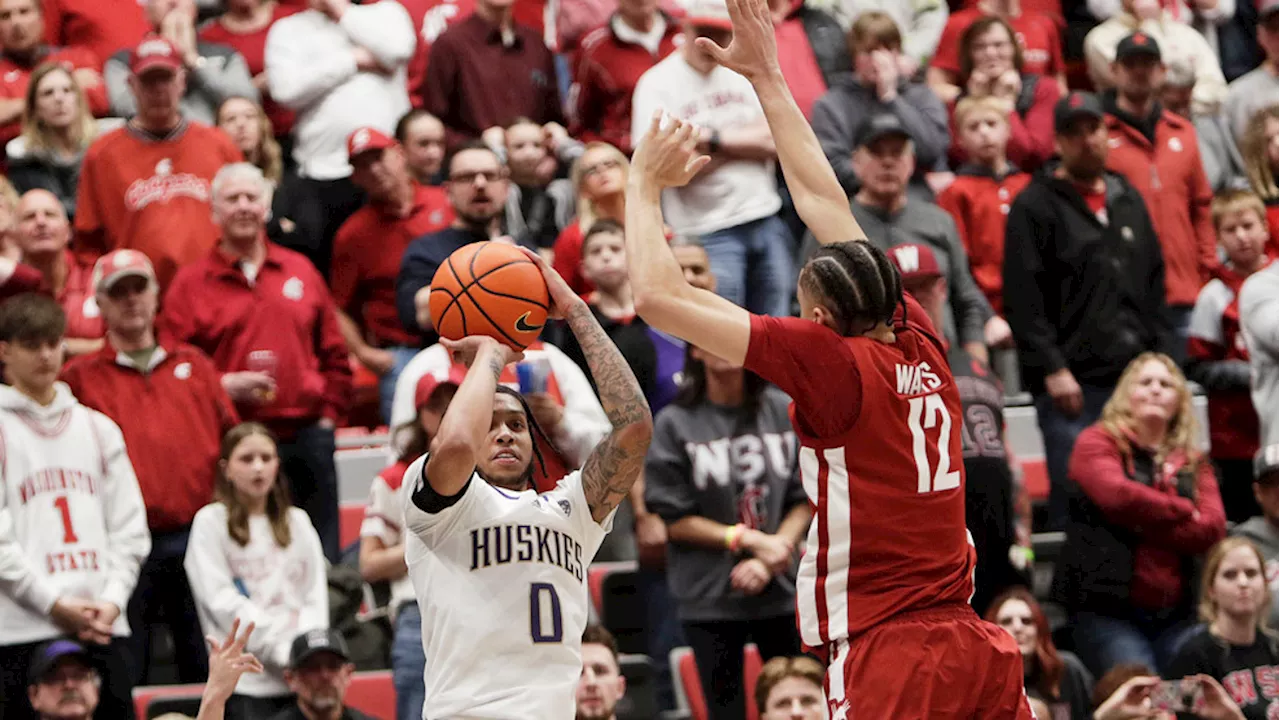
[798,240,904,337]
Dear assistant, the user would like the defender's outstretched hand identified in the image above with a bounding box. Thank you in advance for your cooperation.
[632,113,710,190]
[693,0,780,81]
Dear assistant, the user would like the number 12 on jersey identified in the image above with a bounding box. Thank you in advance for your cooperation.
[908,393,960,494]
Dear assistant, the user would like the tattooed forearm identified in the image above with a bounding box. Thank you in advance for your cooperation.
[488,354,504,381]
[565,302,654,522]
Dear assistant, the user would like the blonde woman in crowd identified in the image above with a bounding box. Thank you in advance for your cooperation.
[551,142,629,295]
[1167,537,1277,720]
[1052,352,1227,676]
[186,423,328,720]
[7,63,122,219]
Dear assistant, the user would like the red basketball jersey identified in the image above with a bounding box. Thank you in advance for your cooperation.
[744,295,976,648]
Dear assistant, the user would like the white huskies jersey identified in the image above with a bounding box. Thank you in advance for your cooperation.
[402,455,614,720]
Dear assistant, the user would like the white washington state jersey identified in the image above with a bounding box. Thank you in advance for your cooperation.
[402,454,614,720]
[0,383,150,645]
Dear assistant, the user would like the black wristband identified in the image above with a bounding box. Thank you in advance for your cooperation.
[708,129,721,154]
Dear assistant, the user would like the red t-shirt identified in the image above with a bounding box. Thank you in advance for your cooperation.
[1075,181,1108,223]
[330,184,454,347]
[742,295,976,645]
[73,120,244,291]
[931,8,1064,80]
[198,4,300,137]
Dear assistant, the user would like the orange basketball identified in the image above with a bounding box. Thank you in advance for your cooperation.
[428,242,550,350]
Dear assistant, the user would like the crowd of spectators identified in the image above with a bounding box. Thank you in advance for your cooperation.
[0,0,1275,718]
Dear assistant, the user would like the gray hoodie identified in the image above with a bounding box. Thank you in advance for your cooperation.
[811,74,950,196]
[1241,263,1278,447]
[1231,517,1279,630]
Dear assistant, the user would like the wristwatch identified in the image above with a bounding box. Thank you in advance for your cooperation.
[707,129,721,154]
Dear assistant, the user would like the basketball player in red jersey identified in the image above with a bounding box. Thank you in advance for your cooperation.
[622,0,1033,715]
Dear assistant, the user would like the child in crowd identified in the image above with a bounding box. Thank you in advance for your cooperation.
[185,423,329,719]
[937,95,1031,317]
[555,220,657,400]
[1188,190,1274,523]
[503,118,577,252]
[360,373,458,720]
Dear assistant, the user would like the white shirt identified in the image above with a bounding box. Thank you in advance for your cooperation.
[265,3,416,180]
[402,457,614,719]
[185,504,329,698]
[0,383,150,645]
[631,52,781,236]
[1084,14,1228,116]
[360,468,416,616]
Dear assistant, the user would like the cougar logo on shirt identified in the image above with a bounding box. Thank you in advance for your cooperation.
[282,277,304,301]
[684,431,795,491]
[125,158,211,211]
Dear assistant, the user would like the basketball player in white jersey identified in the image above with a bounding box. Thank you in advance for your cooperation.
[0,293,151,720]
[402,249,653,720]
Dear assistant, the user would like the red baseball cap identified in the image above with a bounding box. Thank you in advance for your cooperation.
[414,367,467,412]
[131,36,183,76]
[92,249,157,294]
[347,127,396,161]
[886,243,943,286]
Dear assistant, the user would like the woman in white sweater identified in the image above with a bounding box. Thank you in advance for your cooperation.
[185,422,329,718]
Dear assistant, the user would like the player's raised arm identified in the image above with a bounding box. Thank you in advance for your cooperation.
[696,0,865,247]
[522,250,653,523]
[423,336,525,498]
[625,116,755,364]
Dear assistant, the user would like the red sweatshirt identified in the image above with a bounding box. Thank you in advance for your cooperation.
[60,341,238,532]
[40,0,149,67]
[159,241,353,434]
[936,164,1030,315]
[1104,104,1218,307]
[1069,425,1226,611]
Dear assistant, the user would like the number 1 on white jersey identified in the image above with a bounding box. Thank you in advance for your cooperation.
[908,393,960,494]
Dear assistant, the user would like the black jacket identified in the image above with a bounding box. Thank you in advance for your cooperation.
[6,147,82,220]
[1003,165,1175,394]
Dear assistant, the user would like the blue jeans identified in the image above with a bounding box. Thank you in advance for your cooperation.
[392,603,426,720]
[1167,305,1193,366]
[1033,383,1114,531]
[379,346,422,425]
[701,214,795,317]
[1071,610,1199,677]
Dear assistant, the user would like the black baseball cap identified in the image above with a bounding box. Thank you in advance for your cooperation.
[28,639,92,684]
[854,113,911,149]
[1255,444,1278,483]
[1115,31,1162,62]
[289,629,350,668]
[1054,92,1105,134]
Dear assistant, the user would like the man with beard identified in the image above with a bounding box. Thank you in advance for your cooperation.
[270,630,372,720]
[1102,32,1217,353]
[26,640,101,720]
[396,142,523,346]
[1003,91,1175,531]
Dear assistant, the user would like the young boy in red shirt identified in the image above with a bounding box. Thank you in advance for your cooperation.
[1187,189,1274,523]
[937,96,1030,317]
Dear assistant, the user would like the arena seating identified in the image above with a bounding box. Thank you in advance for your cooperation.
[669,644,763,720]
[133,671,395,719]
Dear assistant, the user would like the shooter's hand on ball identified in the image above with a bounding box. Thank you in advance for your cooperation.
[518,247,585,320]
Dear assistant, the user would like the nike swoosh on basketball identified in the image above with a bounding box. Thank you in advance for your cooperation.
[514,312,543,332]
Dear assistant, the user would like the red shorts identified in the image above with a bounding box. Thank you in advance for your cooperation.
[824,604,1035,719]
